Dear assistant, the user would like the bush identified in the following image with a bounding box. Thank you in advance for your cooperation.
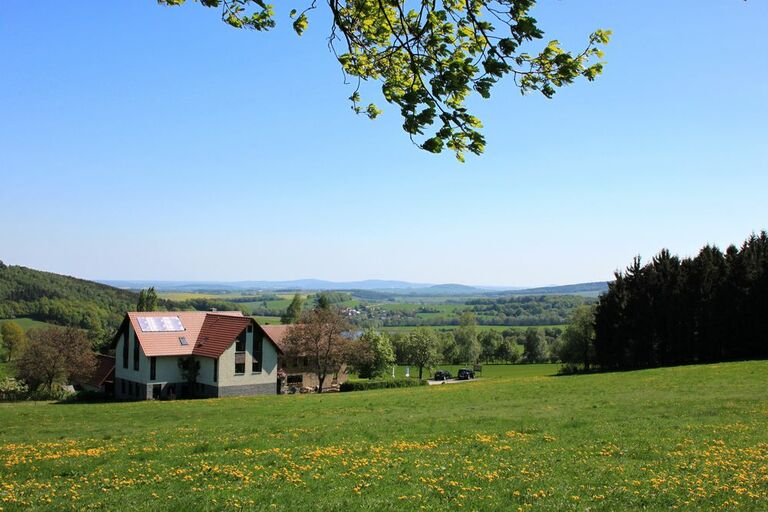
[0,377,29,401]
[557,363,580,375]
[27,385,73,402]
[340,378,427,392]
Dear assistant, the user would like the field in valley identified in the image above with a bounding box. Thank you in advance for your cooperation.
[157,291,577,332]
[1,361,767,511]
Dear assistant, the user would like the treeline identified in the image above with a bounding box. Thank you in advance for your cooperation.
[594,232,768,370]
[390,324,564,366]
[464,295,589,325]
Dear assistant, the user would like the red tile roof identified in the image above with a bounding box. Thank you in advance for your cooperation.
[193,314,252,358]
[125,311,245,357]
[118,312,285,359]
[260,324,293,351]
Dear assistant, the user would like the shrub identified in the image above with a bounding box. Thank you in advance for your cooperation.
[340,378,427,392]
[27,385,73,402]
[557,363,580,376]
[0,377,29,401]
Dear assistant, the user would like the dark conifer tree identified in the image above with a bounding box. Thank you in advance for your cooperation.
[594,231,768,370]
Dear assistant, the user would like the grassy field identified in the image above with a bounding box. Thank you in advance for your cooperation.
[1,361,767,510]
[0,317,57,332]
[380,324,563,334]
[252,315,283,325]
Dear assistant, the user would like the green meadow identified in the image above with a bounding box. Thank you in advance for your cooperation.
[380,324,563,334]
[1,361,767,511]
[0,317,57,332]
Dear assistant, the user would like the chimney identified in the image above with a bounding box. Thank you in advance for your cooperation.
[210,307,217,312]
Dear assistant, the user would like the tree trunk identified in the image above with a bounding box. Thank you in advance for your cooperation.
[318,374,325,393]
[418,365,423,380]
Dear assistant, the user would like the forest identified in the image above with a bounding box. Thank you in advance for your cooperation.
[0,263,248,345]
[0,262,139,337]
[594,232,768,369]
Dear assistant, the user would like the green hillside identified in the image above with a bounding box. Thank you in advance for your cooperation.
[0,361,765,511]
[0,264,249,338]
[0,262,138,333]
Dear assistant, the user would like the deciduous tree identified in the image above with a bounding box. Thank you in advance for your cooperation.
[1,321,26,362]
[281,293,304,324]
[350,329,396,379]
[454,312,480,363]
[479,329,502,362]
[158,0,610,161]
[403,327,440,379]
[15,327,96,392]
[558,305,596,370]
[283,307,352,392]
[494,337,520,363]
[522,327,545,363]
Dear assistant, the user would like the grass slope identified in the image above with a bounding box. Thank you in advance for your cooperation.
[0,317,58,332]
[1,362,766,511]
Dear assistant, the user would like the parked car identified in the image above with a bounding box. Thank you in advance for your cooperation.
[457,368,475,380]
[433,370,452,381]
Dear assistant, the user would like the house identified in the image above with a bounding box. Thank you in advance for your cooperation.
[260,324,349,390]
[80,354,115,395]
[112,311,282,400]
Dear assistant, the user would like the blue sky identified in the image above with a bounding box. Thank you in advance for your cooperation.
[1,1,766,287]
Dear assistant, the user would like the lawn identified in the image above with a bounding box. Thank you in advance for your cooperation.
[1,362,766,511]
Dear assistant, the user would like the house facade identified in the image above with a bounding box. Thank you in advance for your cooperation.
[260,324,349,390]
[113,311,282,400]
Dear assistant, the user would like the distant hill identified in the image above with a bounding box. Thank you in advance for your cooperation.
[101,278,435,292]
[500,282,609,297]
[99,278,608,296]
[0,262,139,333]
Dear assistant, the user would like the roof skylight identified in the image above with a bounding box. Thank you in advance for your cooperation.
[137,316,185,332]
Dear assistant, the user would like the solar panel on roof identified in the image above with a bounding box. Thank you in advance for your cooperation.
[137,316,185,332]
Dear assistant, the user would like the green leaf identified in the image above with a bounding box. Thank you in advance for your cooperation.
[292,13,308,36]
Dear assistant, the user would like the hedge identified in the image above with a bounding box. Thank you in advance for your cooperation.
[339,378,427,392]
